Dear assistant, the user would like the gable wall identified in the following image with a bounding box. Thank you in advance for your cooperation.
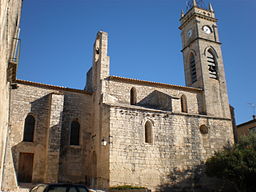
[104,79,204,115]
[2,83,92,191]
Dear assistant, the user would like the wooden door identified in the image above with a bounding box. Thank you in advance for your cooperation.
[18,153,34,183]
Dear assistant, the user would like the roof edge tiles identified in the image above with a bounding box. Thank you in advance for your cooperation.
[237,119,256,128]
[15,79,91,95]
[108,76,203,92]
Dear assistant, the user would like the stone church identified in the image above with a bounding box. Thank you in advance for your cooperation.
[0,0,234,191]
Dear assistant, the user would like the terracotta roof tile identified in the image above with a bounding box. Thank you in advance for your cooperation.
[108,76,203,92]
[16,79,91,95]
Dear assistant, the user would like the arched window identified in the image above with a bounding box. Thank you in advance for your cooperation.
[145,121,153,144]
[23,115,35,142]
[70,120,80,145]
[207,50,218,79]
[181,95,188,113]
[130,87,137,105]
[189,53,197,83]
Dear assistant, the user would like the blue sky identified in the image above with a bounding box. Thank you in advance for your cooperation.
[18,0,256,124]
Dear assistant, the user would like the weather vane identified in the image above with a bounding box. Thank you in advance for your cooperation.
[186,0,207,11]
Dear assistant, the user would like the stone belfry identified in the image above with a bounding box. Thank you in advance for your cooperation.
[179,0,230,118]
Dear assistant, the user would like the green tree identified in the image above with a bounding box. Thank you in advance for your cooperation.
[205,133,256,192]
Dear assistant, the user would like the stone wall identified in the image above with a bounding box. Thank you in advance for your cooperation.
[45,93,64,183]
[1,82,92,191]
[100,78,233,191]
[0,0,22,188]
[108,105,233,191]
[96,104,111,188]
[104,78,203,116]
[59,91,93,183]
[87,31,111,189]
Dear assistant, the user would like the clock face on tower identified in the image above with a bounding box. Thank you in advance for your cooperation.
[202,25,211,34]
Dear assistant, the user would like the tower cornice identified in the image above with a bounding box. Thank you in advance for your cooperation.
[179,12,217,30]
[181,37,221,52]
[179,6,216,30]
[182,4,215,18]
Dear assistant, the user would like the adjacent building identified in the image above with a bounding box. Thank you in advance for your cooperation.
[237,116,256,138]
[0,0,22,190]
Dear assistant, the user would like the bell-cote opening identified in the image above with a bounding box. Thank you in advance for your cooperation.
[94,38,100,63]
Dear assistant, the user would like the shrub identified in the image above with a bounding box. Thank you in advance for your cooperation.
[109,185,146,190]
[205,133,256,192]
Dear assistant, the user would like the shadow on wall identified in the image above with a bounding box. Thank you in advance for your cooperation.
[157,164,235,192]
[137,90,173,111]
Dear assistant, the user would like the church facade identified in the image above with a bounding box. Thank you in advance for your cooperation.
[0,1,234,192]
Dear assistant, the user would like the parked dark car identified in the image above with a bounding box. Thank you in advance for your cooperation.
[30,183,89,192]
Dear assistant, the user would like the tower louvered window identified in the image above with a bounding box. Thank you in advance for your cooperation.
[190,54,197,83]
[207,50,218,79]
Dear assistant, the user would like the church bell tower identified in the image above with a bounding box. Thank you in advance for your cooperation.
[179,0,230,118]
